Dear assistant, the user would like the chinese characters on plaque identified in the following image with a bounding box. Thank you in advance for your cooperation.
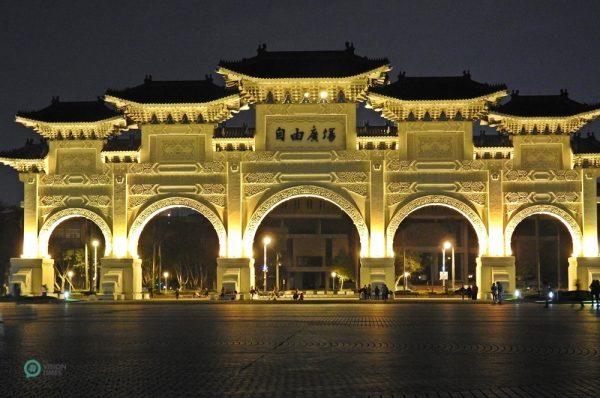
[275,126,336,143]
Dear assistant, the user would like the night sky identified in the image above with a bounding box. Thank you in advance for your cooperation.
[1,1,600,205]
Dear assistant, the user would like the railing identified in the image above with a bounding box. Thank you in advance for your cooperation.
[573,153,600,168]
[473,146,513,160]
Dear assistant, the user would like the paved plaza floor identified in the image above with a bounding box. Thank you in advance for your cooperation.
[1,302,599,397]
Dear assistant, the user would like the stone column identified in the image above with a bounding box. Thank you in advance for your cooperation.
[580,171,598,257]
[21,173,40,257]
[9,173,55,296]
[360,257,395,290]
[217,258,255,297]
[99,258,142,300]
[369,154,386,257]
[476,256,515,299]
[9,258,55,296]
[568,257,600,291]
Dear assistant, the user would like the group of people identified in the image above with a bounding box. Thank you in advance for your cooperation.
[359,284,391,300]
[458,284,479,300]
[490,281,504,304]
[292,290,304,301]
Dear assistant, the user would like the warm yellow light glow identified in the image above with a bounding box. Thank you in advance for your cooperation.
[303,92,310,98]
[331,271,337,278]
[582,236,597,257]
[403,271,410,277]
[67,270,74,278]
[370,233,385,258]
[22,232,39,258]
[263,236,271,245]
[92,240,99,248]
[443,241,452,250]
[112,237,127,258]
[163,271,169,278]
[319,90,328,100]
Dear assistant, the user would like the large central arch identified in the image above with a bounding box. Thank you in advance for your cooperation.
[386,194,488,257]
[128,197,227,258]
[243,185,369,258]
[38,208,113,258]
[504,204,582,257]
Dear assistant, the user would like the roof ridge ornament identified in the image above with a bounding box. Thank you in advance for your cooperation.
[257,43,267,54]
[144,74,152,84]
[344,41,355,53]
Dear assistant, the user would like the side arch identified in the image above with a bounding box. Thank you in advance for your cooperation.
[386,194,488,257]
[128,196,227,258]
[504,204,582,256]
[39,208,113,258]
[243,185,369,258]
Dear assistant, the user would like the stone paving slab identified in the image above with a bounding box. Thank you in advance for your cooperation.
[1,303,599,397]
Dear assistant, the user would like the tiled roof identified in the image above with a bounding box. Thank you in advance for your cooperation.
[106,76,235,104]
[218,43,389,78]
[493,90,599,117]
[371,72,506,100]
[17,98,121,123]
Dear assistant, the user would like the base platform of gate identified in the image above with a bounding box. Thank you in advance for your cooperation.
[568,256,600,291]
[99,258,142,300]
[360,257,395,290]
[476,256,515,299]
[216,257,255,298]
[9,257,55,296]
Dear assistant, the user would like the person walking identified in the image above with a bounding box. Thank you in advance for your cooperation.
[496,282,503,304]
[543,282,552,308]
[367,284,372,300]
[175,288,180,300]
[472,284,478,301]
[382,284,389,301]
[374,285,380,300]
[590,279,600,308]
[466,285,472,301]
[491,283,498,303]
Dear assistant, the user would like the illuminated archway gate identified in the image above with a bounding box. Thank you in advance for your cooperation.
[4,45,600,298]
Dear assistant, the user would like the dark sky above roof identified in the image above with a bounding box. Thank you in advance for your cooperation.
[371,74,506,100]
[107,77,235,104]
[1,1,600,204]
[18,99,121,123]
[219,45,389,78]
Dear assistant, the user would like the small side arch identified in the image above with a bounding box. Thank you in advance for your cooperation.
[386,194,488,257]
[504,204,582,256]
[128,196,227,258]
[39,208,113,258]
[243,185,369,258]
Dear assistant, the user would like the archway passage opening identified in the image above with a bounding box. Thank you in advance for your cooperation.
[252,197,361,292]
[392,206,479,293]
[510,214,573,292]
[137,208,220,295]
[48,217,106,293]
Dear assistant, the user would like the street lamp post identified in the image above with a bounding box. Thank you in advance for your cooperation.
[163,271,169,291]
[263,236,271,292]
[331,271,337,292]
[442,241,452,289]
[403,271,410,290]
[92,240,99,293]
[67,270,74,292]
[451,244,455,289]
